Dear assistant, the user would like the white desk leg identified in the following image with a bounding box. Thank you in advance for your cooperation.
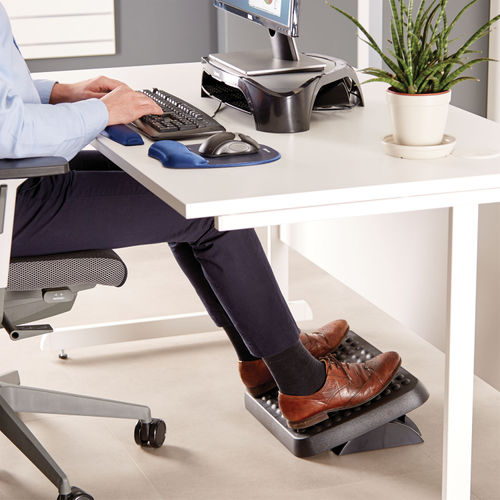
[266,226,312,322]
[443,203,478,500]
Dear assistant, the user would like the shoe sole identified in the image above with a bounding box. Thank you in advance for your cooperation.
[249,326,351,398]
[247,379,279,398]
[286,359,402,430]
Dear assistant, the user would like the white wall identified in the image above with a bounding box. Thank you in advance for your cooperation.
[479,1,500,389]
[283,206,500,391]
[475,205,500,389]
[357,0,383,68]
[281,210,450,352]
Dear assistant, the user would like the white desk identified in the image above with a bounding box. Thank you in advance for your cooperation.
[33,62,500,500]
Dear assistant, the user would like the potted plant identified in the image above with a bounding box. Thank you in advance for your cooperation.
[328,0,500,149]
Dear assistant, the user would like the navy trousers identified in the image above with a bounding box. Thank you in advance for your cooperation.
[12,151,299,357]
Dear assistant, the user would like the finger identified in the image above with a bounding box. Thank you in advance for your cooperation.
[99,76,127,89]
[139,104,163,116]
[141,95,163,114]
[94,76,129,93]
[85,91,108,99]
[133,94,163,113]
[146,102,163,115]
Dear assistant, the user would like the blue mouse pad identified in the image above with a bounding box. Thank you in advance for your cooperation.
[186,143,280,168]
[148,140,280,169]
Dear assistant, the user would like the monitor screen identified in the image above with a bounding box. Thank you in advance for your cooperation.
[214,0,299,37]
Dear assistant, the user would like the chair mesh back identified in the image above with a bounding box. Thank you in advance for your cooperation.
[7,249,127,291]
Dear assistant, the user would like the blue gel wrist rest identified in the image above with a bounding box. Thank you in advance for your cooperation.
[148,141,208,168]
[102,125,144,146]
[148,140,280,169]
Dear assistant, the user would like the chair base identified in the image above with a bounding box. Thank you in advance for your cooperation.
[57,486,94,500]
[244,330,429,458]
[0,371,165,498]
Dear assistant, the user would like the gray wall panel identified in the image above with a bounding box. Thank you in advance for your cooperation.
[300,0,357,64]
[27,0,217,73]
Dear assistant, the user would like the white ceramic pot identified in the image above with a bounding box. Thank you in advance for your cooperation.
[386,88,451,146]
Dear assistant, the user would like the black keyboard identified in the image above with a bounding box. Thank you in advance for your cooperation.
[132,88,225,140]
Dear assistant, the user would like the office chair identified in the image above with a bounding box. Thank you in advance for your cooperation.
[0,158,166,500]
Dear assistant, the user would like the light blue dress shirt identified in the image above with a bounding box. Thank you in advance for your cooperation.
[0,2,109,161]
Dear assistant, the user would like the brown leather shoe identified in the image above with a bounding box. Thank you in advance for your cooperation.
[239,319,349,397]
[278,351,401,429]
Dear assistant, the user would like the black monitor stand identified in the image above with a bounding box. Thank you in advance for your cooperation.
[202,31,364,133]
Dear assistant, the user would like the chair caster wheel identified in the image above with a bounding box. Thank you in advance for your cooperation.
[134,418,166,448]
[57,486,93,500]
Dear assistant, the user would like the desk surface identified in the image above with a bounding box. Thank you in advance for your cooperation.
[36,63,500,220]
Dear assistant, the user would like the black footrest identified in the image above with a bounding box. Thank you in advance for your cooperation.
[245,330,429,458]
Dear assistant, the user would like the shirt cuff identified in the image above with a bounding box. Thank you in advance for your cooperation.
[71,97,109,138]
[33,79,56,104]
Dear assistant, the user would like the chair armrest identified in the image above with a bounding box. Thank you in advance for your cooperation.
[0,157,69,180]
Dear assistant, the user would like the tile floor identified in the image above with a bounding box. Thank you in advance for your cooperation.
[0,243,498,500]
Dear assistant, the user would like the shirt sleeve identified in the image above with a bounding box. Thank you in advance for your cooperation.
[33,79,56,104]
[0,77,109,161]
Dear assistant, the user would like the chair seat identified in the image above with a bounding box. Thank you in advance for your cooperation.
[7,249,127,291]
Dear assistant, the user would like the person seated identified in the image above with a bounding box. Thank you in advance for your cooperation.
[0,2,400,430]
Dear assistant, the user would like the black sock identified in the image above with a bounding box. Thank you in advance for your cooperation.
[263,341,326,396]
[222,324,259,361]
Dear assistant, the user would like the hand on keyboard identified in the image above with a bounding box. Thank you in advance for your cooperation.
[101,86,163,126]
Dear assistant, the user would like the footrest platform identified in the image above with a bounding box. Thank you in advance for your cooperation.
[245,330,429,457]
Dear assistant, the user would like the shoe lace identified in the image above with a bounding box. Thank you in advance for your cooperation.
[320,353,352,381]
[320,353,373,381]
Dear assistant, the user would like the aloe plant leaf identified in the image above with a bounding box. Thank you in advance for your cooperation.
[407,0,415,84]
[363,77,407,92]
[390,0,406,57]
[442,0,480,42]
[362,67,407,85]
[391,20,405,62]
[414,0,431,34]
[414,57,460,89]
[453,13,500,59]
[440,57,491,87]
[442,76,479,90]
[415,0,441,37]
